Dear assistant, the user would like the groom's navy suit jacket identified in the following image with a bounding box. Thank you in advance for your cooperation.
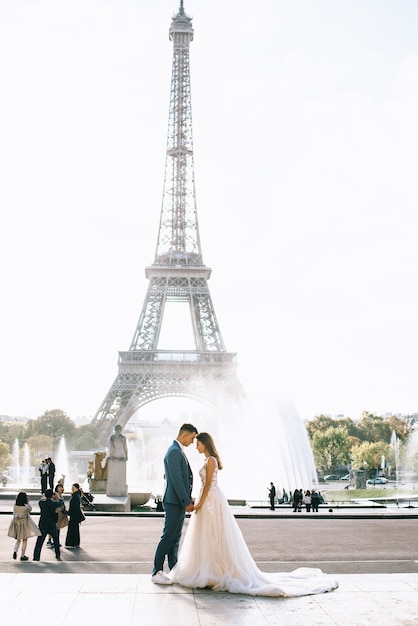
[163,440,193,507]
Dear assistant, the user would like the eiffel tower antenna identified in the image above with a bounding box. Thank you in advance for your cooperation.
[91,4,245,443]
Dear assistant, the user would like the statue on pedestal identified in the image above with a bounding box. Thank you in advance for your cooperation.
[109,424,128,461]
[106,424,128,497]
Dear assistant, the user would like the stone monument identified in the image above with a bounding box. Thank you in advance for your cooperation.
[350,469,367,489]
[106,424,128,497]
[88,452,108,493]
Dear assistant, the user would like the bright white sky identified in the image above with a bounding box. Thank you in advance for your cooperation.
[1,0,417,424]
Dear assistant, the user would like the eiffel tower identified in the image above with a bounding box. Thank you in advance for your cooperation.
[92,2,245,444]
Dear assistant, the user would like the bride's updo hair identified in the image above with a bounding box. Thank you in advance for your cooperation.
[197,432,223,470]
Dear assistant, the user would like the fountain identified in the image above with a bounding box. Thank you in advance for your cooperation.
[20,443,31,486]
[401,425,418,481]
[12,439,19,485]
[122,393,318,504]
[376,428,418,509]
[390,430,400,505]
[274,401,318,494]
[54,435,77,489]
[127,435,152,506]
[215,396,318,501]
[6,439,36,489]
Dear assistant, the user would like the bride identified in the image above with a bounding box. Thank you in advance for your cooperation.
[168,432,338,597]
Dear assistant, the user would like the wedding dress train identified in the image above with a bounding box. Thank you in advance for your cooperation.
[168,457,338,597]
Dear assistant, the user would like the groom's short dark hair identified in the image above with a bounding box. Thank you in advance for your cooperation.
[179,423,198,435]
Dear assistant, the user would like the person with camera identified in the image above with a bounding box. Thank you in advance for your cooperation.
[33,489,63,561]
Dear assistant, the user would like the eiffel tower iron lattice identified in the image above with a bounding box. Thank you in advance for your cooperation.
[91,2,245,444]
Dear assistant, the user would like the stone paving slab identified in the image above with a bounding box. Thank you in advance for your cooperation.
[0,572,418,626]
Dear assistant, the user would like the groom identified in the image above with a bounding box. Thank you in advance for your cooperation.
[151,423,198,584]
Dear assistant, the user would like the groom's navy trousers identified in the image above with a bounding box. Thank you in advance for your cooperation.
[153,502,186,573]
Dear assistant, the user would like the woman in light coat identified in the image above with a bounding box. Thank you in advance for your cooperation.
[8,491,41,561]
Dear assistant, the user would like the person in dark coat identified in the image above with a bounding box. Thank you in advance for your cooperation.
[65,483,85,549]
[292,488,303,512]
[268,482,276,510]
[311,490,320,512]
[33,489,63,561]
[47,457,56,491]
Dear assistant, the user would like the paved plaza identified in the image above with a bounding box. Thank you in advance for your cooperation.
[1,501,418,625]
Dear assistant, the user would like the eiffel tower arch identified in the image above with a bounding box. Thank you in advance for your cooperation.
[91,2,245,445]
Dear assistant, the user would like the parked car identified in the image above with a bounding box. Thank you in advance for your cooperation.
[324,475,339,481]
[340,474,350,480]
[367,477,389,485]
[317,476,326,483]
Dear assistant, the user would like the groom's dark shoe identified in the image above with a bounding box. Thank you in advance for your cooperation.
[151,571,173,585]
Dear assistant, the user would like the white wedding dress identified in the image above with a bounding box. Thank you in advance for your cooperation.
[168,456,338,597]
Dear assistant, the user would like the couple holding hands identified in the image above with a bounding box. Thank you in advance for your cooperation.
[152,424,338,597]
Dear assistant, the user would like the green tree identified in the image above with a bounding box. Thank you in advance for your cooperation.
[356,412,392,444]
[0,421,27,450]
[311,426,351,474]
[0,440,10,472]
[306,415,335,440]
[306,414,360,441]
[351,440,390,476]
[72,424,99,450]
[388,415,411,442]
[26,409,76,447]
[26,434,54,462]
[335,417,361,440]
